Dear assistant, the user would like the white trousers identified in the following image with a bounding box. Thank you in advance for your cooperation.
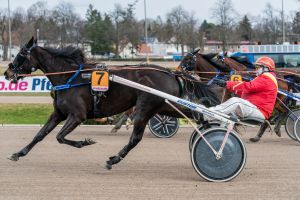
[210,97,265,120]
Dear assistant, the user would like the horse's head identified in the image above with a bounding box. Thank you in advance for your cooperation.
[178,48,200,71]
[217,54,248,72]
[4,37,38,82]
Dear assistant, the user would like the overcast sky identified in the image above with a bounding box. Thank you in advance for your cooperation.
[2,0,300,22]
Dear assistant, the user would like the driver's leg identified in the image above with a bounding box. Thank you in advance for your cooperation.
[210,97,265,119]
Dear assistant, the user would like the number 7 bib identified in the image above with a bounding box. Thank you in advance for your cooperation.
[91,71,109,92]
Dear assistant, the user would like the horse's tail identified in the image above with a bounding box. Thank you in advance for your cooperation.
[192,81,221,106]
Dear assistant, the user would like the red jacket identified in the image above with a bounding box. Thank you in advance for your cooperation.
[226,72,278,119]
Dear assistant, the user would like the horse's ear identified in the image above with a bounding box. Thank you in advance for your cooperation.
[203,53,218,60]
[26,36,34,48]
[34,38,38,45]
[192,48,200,55]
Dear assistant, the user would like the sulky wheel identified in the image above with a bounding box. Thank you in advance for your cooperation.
[292,111,300,142]
[191,127,246,182]
[189,121,221,151]
[285,109,300,141]
[148,114,179,138]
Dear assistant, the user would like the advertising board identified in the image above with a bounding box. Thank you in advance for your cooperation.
[0,76,51,92]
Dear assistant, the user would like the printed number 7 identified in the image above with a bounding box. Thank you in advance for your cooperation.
[96,72,105,85]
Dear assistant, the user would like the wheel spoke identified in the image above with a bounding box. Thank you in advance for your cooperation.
[165,123,176,127]
[153,124,163,131]
[154,115,163,121]
[162,126,166,135]
[152,121,162,129]
[165,125,170,135]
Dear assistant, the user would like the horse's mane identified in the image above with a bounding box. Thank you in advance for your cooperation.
[43,46,85,64]
[230,55,253,68]
[202,53,218,60]
[199,53,230,72]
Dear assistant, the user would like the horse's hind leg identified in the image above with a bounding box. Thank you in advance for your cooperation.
[55,114,96,148]
[7,111,65,161]
[111,108,136,132]
[274,112,287,137]
[105,99,160,169]
[111,112,127,133]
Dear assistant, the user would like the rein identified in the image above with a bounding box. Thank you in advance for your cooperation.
[17,66,171,78]
[15,64,300,90]
[17,65,175,91]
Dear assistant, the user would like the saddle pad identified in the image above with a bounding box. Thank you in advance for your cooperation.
[91,71,109,92]
[230,75,243,82]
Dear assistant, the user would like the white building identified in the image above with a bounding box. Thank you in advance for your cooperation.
[120,37,189,59]
[0,45,20,61]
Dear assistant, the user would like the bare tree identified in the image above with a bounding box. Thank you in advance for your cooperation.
[27,1,50,41]
[11,8,29,46]
[211,0,236,52]
[111,4,125,57]
[52,2,81,46]
[263,3,281,43]
[183,13,199,51]
[166,6,189,55]
[0,9,8,60]
[111,2,140,57]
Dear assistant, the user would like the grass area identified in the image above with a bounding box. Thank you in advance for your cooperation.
[0,68,5,75]
[0,104,53,124]
[0,104,112,125]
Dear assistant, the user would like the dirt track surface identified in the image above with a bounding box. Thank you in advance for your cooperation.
[1,126,300,200]
[0,96,52,104]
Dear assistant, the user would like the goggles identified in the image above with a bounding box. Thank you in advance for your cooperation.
[254,64,265,69]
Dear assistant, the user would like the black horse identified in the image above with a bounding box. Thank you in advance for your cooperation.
[4,37,219,169]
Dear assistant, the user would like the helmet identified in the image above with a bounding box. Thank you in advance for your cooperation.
[254,56,275,71]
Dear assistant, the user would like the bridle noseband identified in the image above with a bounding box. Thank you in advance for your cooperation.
[9,43,38,78]
[181,52,197,71]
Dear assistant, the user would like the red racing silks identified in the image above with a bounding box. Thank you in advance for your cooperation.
[225,72,278,119]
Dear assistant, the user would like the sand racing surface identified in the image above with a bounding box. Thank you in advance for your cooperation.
[1,126,300,200]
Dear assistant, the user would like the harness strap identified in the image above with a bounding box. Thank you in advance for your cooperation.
[262,72,278,90]
[53,82,90,90]
[52,64,89,91]
[67,64,82,84]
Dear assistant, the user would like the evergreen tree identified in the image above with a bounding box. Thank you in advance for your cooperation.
[238,15,252,41]
[293,12,300,34]
[200,20,217,40]
[84,4,115,55]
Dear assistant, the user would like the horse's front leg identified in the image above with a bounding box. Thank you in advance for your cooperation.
[7,111,65,161]
[55,114,96,148]
[105,116,148,169]
[105,101,153,170]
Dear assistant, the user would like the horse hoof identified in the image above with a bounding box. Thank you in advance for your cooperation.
[7,154,19,161]
[105,162,112,170]
[85,138,97,145]
[275,130,281,137]
[111,128,118,133]
[249,137,260,143]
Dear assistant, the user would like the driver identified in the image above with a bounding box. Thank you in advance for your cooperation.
[210,56,278,120]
